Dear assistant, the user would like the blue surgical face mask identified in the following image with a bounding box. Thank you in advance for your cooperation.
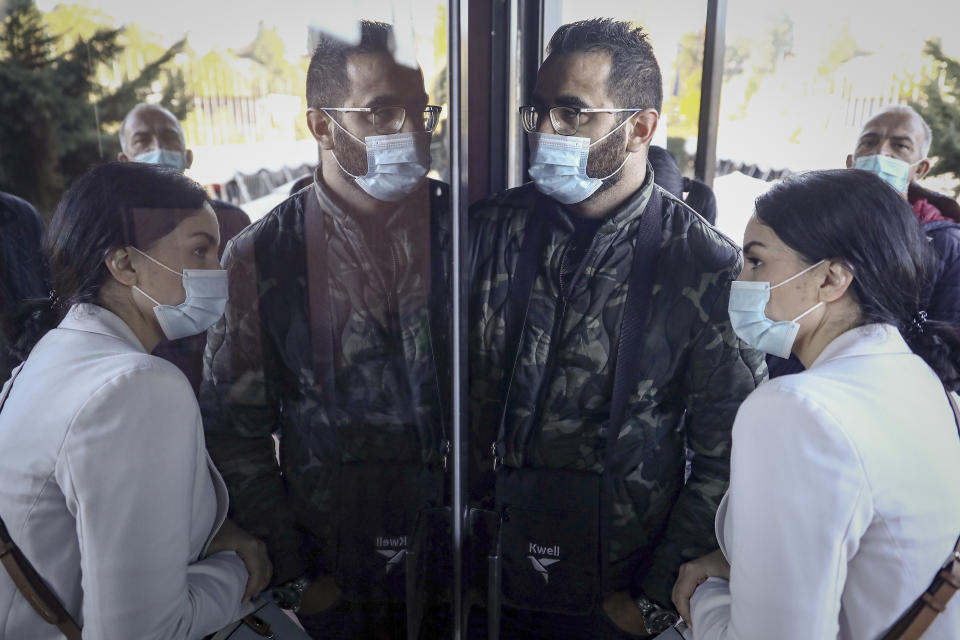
[133,148,187,172]
[131,248,228,341]
[526,115,636,205]
[728,260,825,359]
[854,154,921,193]
[325,114,431,202]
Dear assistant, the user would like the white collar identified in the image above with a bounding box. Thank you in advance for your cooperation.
[58,303,148,354]
[809,323,910,370]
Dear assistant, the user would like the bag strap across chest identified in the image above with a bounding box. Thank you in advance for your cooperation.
[498,186,664,472]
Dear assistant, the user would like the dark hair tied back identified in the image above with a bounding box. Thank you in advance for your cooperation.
[6,162,208,362]
[754,169,960,392]
[901,316,960,392]
[906,310,928,338]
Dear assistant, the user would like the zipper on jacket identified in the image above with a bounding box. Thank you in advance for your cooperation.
[427,316,448,467]
[386,241,400,313]
[521,229,611,466]
[388,237,427,460]
[492,225,539,470]
[345,222,425,459]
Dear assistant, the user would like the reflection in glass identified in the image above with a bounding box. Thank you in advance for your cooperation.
[0,2,452,638]
[198,13,452,640]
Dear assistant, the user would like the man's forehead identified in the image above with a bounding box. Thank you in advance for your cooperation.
[860,112,924,141]
[343,52,426,105]
[127,107,182,136]
[535,51,613,105]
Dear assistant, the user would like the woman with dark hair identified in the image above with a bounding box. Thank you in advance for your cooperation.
[671,169,960,639]
[0,163,271,639]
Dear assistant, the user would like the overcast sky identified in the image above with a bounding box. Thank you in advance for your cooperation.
[29,0,960,64]
[34,0,438,58]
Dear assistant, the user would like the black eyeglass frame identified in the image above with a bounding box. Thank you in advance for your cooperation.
[518,105,645,136]
[320,105,443,134]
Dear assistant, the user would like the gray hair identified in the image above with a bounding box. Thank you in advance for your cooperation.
[869,105,933,156]
[118,104,186,155]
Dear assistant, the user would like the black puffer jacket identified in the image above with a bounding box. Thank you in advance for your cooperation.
[922,219,960,324]
[200,178,451,584]
[0,192,48,382]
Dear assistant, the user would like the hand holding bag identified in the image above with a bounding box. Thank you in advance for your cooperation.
[208,597,311,640]
[653,620,693,639]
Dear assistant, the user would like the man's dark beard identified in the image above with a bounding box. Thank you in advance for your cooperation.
[584,124,628,196]
[332,125,369,178]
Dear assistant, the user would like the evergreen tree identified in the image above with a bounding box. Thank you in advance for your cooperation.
[913,38,960,197]
[0,0,188,215]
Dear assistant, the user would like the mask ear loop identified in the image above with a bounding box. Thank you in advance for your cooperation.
[587,110,641,148]
[131,246,183,277]
[322,109,368,180]
[769,259,828,323]
[588,110,643,181]
[129,247,183,307]
[770,259,826,290]
[597,151,633,181]
[133,285,162,307]
[791,301,824,323]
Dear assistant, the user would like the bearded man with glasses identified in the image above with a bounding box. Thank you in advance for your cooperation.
[200,20,451,639]
[468,18,765,639]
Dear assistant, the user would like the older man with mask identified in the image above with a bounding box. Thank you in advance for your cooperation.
[468,18,764,639]
[770,106,960,380]
[200,21,450,640]
[846,105,960,323]
[118,104,251,249]
[117,103,251,392]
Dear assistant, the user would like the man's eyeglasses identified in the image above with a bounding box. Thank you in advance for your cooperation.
[519,105,642,136]
[321,105,442,135]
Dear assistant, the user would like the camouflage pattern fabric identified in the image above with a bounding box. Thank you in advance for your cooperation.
[200,177,450,585]
[468,167,767,607]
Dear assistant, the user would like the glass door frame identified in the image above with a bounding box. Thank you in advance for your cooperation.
[448,1,732,636]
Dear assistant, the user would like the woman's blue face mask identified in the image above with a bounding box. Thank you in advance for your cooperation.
[728,260,825,359]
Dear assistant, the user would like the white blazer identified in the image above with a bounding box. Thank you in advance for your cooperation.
[690,324,960,639]
[0,304,248,639]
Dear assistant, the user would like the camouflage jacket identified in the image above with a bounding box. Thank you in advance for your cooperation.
[468,169,766,606]
[200,178,450,585]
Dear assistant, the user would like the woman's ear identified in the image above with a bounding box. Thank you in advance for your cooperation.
[104,247,139,287]
[819,260,855,303]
